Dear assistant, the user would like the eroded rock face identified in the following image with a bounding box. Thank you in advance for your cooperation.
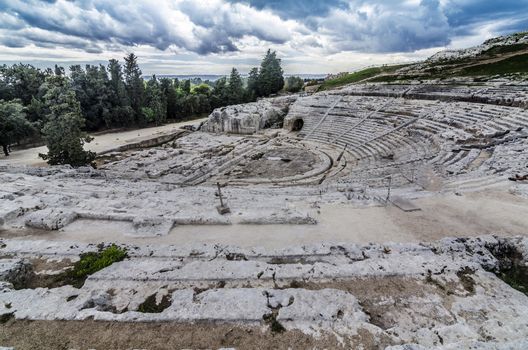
[0,258,32,289]
[201,96,296,134]
[0,236,527,349]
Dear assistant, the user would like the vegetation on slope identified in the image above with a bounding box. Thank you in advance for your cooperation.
[457,53,528,76]
[367,50,528,82]
[367,32,528,82]
[480,43,528,56]
[318,65,408,90]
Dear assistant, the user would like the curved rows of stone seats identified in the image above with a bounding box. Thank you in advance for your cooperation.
[337,83,528,108]
[285,83,528,189]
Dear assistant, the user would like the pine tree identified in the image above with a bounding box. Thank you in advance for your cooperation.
[228,68,244,105]
[143,75,166,125]
[246,67,259,101]
[0,99,35,156]
[160,78,177,120]
[108,59,133,127]
[123,53,145,126]
[0,64,48,105]
[257,50,284,97]
[69,64,112,131]
[39,75,95,166]
[182,80,191,94]
[211,77,228,109]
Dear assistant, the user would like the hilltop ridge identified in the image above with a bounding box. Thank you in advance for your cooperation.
[321,31,528,89]
[427,31,528,63]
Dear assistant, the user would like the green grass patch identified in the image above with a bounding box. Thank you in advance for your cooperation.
[13,244,128,290]
[70,244,127,280]
[480,43,528,57]
[318,65,408,90]
[59,244,128,288]
[458,54,528,76]
[368,74,421,83]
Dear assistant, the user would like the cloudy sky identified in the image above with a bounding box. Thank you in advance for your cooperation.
[0,0,527,75]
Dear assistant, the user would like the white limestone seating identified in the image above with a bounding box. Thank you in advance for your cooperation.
[284,83,528,189]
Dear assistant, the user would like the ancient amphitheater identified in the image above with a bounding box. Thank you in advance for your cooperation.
[1,80,528,349]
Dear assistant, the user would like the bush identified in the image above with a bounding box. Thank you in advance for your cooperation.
[284,76,304,93]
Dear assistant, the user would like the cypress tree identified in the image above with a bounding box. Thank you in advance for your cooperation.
[257,50,284,97]
[228,68,244,105]
[123,53,145,126]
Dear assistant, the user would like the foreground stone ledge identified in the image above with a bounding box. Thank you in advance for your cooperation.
[0,235,527,349]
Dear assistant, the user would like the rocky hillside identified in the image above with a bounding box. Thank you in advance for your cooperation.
[322,31,528,88]
[427,31,528,64]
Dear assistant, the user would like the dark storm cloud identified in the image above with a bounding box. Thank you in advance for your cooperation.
[0,0,526,57]
[0,0,292,54]
[228,0,348,19]
[312,0,451,53]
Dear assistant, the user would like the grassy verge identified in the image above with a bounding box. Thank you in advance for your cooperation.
[16,244,128,289]
[318,65,408,90]
[368,52,528,82]
[458,54,528,76]
[480,43,528,56]
[69,244,127,281]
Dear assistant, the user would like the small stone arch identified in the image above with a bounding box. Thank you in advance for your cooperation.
[291,118,304,132]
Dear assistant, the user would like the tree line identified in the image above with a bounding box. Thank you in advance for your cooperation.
[0,49,299,165]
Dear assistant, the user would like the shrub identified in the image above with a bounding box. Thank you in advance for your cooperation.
[70,244,127,279]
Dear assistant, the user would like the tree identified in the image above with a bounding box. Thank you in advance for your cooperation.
[228,68,244,105]
[192,83,211,95]
[182,79,191,94]
[39,76,95,166]
[123,53,145,126]
[285,76,304,93]
[107,59,133,127]
[160,78,178,120]
[246,67,259,101]
[0,49,291,149]
[26,96,46,126]
[54,65,65,77]
[211,77,228,108]
[70,64,112,131]
[0,100,35,156]
[0,64,48,105]
[143,75,166,125]
[256,49,284,97]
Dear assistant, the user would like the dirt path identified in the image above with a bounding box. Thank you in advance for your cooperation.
[0,320,346,350]
[0,118,206,167]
